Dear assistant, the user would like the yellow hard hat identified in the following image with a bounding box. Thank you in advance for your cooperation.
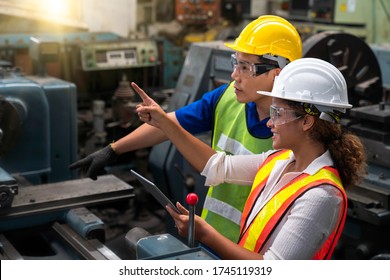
[225,15,302,68]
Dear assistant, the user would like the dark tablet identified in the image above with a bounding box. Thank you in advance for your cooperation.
[131,169,180,213]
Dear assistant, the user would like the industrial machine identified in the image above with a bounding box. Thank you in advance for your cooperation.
[371,43,390,90]
[287,0,390,44]
[0,31,182,260]
[0,175,134,260]
[0,37,135,260]
[301,31,383,108]
[0,32,186,260]
[0,31,165,108]
[79,39,159,71]
[126,193,219,260]
[0,37,78,185]
[175,0,221,25]
[341,103,390,259]
[301,31,390,259]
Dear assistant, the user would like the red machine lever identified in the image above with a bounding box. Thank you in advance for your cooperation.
[186,193,198,248]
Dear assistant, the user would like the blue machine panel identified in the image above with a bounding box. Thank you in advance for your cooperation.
[28,76,78,182]
[0,74,50,183]
[0,72,77,184]
[370,43,390,89]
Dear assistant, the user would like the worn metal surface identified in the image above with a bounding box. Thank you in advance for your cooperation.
[0,174,134,218]
[52,222,121,260]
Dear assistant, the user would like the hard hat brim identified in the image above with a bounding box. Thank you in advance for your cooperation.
[257,90,353,110]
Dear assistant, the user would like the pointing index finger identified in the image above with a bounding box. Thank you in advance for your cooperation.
[131,82,151,104]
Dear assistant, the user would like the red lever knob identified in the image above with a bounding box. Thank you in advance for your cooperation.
[186,193,198,206]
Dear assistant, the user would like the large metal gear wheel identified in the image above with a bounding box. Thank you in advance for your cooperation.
[302,31,383,108]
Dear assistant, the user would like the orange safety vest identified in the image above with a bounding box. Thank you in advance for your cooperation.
[238,150,347,260]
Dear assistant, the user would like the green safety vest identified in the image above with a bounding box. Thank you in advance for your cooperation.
[201,82,273,242]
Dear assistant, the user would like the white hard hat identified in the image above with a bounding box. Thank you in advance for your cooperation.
[258,58,352,115]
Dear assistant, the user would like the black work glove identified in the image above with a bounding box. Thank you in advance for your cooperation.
[69,144,119,180]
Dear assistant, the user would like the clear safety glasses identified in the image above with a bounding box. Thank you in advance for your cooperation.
[231,53,278,77]
[269,105,304,126]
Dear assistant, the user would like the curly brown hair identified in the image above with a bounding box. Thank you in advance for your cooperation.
[309,119,366,189]
[286,100,367,189]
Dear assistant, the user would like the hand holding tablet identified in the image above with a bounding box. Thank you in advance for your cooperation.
[130,169,180,214]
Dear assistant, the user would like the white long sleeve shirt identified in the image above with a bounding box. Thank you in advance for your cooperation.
[201,150,343,260]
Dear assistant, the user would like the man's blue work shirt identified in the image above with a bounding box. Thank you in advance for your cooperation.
[175,84,272,138]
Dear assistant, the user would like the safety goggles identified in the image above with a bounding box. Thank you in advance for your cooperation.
[231,53,278,77]
[269,105,304,126]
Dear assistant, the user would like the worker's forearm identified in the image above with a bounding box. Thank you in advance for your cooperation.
[111,123,167,154]
[111,112,178,154]
[159,116,216,172]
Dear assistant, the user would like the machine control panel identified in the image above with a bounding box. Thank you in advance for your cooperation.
[80,39,159,71]
[175,0,221,25]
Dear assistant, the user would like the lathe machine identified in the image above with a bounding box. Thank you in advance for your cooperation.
[0,38,135,260]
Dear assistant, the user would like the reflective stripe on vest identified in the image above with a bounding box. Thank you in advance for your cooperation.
[203,196,242,226]
[216,133,254,155]
[238,150,347,260]
[243,150,292,219]
[201,82,273,242]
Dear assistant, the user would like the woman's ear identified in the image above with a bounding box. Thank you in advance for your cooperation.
[302,115,315,131]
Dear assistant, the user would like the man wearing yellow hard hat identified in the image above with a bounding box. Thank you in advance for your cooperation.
[70,15,302,243]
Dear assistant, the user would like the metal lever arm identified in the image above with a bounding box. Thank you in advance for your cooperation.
[186,193,198,248]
